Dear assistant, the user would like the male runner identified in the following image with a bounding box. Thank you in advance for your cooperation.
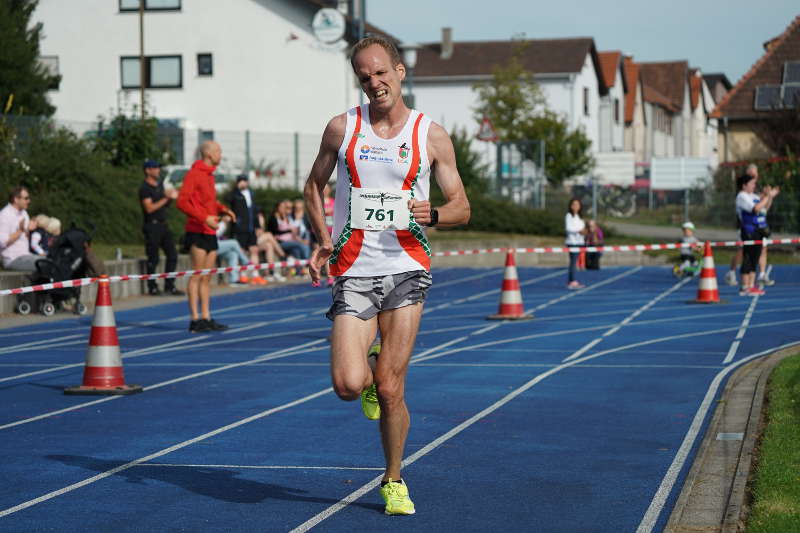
[304,36,470,515]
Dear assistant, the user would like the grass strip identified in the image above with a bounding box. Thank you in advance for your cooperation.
[746,353,800,532]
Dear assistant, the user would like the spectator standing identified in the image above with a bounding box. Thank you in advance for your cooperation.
[139,159,184,296]
[565,198,587,289]
[584,219,603,270]
[725,164,775,287]
[29,214,52,256]
[0,186,40,271]
[228,174,267,285]
[176,141,236,333]
[735,172,779,296]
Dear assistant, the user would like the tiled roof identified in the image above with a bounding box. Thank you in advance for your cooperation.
[689,69,701,110]
[642,85,677,111]
[413,38,604,91]
[703,73,732,91]
[623,56,640,123]
[712,15,800,119]
[640,61,689,112]
[598,51,622,88]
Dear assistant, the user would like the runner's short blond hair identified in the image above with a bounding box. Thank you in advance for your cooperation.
[350,36,402,71]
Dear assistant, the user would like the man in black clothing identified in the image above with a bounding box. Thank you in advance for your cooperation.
[228,174,263,283]
[139,159,184,296]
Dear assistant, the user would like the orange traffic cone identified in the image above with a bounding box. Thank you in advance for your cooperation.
[688,241,725,304]
[65,276,143,395]
[487,249,534,320]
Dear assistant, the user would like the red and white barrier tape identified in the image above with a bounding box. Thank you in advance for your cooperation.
[2,237,798,296]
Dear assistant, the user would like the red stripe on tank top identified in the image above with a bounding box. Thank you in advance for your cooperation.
[396,112,429,270]
[334,106,365,275]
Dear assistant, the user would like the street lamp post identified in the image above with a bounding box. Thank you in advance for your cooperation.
[400,42,420,109]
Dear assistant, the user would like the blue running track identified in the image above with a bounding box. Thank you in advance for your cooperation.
[1,265,799,532]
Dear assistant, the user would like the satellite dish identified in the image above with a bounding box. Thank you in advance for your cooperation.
[312,8,346,45]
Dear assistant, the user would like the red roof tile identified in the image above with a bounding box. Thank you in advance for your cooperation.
[712,15,800,119]
[598,51,622,88]
[640,61,689,111]
[689,69,701,110]
[623,56,639,123]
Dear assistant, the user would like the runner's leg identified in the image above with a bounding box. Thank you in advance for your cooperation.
[375,302,423,481]
[330,315,378,400]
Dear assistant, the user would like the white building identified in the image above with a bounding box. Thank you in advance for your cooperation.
[33,0,363,178]
[411,32,606,174]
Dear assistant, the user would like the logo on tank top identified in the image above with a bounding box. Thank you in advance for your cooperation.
[358,144,393,164]
[398,142,411,164]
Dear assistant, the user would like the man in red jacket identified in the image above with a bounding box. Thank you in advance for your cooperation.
[176,141,236,333]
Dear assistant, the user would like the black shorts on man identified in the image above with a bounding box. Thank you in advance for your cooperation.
[185,232,218,252]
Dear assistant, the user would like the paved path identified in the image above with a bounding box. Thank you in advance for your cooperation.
[607,222,795,242]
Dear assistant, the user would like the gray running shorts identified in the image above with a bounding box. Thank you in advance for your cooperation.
[325,270,432,321]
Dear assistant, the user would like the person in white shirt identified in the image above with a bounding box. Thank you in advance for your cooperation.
[565,198,588,289]
[0,186,40,271]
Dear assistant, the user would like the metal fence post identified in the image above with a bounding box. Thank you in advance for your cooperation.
[294,131,300,190]
[245,130,251,173]
[540,140,546,209]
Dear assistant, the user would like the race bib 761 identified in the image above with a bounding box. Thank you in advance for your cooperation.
[350,187,411,231]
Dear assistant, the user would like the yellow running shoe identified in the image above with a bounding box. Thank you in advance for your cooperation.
[380,479,416,515]
[360,383,380,420]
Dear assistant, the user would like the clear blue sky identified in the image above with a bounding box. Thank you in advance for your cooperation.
[367,0,798,83]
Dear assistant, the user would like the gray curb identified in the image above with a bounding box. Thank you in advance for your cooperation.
[665,347,797,532]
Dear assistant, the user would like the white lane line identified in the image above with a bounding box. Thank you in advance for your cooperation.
[635,340,800,533]
[135,463,384,471]
[411,317,800,366]
[4,312,799,517]
[723,295,759,364]
[562,277,691,362]
[424,269,566,313]
[532,267,642,312]
[0,339,326,431]
[0,386,334,519]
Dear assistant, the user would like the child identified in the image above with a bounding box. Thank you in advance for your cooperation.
[679,221,700,274]
[584,219,604,270]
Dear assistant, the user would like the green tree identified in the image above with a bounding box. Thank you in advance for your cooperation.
[473,41,594,186]
[0,0,60,116]
[473,42,546,142]
[92,113,166,167]
[524,111,594,185]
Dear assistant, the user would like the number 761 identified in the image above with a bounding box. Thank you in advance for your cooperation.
[365,208,394,222]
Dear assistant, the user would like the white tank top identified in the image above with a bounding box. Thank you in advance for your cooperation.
[330,104,432,277]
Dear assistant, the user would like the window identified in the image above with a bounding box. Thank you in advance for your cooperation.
[784,61,800,83]
[199,130,214,142]
[754,85,782,110]
[39,56,60,90]
[583,87,589,116]
[614,98,619,123]
[120,0,181,11]
[197,53,213,76]
[784,86,800,109]
[121,55,182,89]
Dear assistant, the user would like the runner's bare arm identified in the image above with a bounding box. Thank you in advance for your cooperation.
[409,122,470,227]
[304,114,345,282]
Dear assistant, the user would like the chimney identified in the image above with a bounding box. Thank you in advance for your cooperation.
[441,27,453,60]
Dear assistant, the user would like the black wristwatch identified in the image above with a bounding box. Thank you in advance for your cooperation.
[427,208,439,227]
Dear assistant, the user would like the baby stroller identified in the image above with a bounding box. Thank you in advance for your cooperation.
[16,225,92,316]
